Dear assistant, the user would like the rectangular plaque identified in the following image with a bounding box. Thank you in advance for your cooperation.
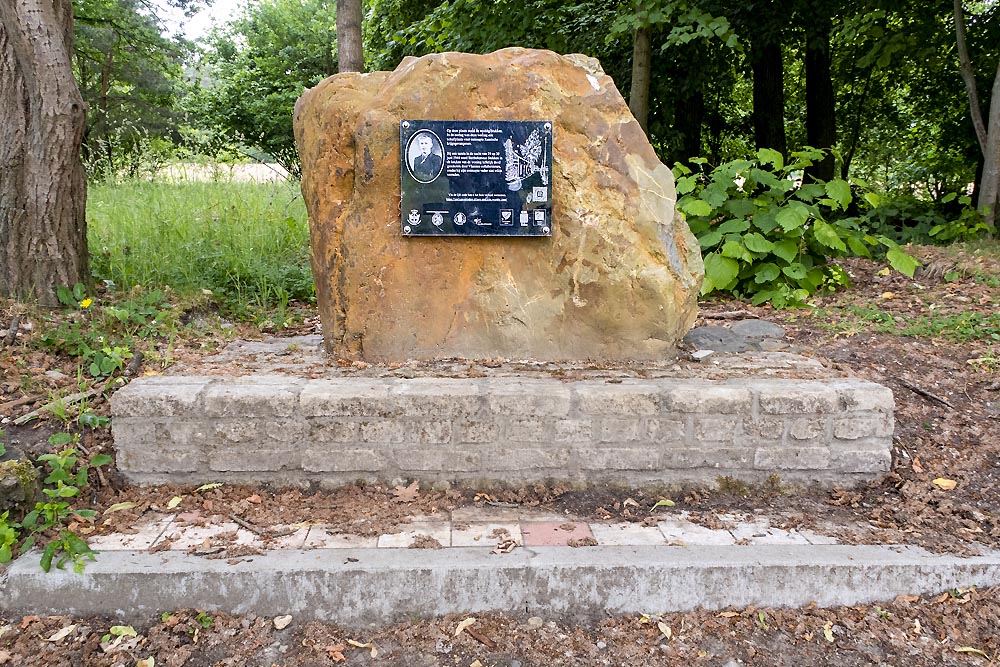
[400,120,553,237]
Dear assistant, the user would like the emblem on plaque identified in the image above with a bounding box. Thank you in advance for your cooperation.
[407,209,421,225]
[431,212,444,226]
[454,212,467,225]
[504,129,549,192]
[500,209,514,226]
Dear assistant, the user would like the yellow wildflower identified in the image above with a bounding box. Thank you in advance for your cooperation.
[80,298,93,309]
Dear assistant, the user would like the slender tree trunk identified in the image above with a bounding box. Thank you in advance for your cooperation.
[629,25,652,134]
[954,0,988,153]
[0,0,88,305]
[751,38,787,155]
[979,58,1000,229]
[336,0,363,73]
[805,13,836,181]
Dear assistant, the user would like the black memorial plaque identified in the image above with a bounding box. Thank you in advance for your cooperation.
[400,120,553,237]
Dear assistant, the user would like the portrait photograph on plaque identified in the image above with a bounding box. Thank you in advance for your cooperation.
[400,120,553,237]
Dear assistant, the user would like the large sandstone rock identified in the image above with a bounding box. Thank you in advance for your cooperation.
[294,48,703,361]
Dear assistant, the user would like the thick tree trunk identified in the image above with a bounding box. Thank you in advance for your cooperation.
[751,39,787,156]
[629,26,652,134]
[0,0,88,305]
[336,0,363,73]
[979,58,1000,229]
[805,14,836,182]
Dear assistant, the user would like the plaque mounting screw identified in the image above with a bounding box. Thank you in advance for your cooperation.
[402,121,410,128]
[542,226,551,235]
[403,225,412,234]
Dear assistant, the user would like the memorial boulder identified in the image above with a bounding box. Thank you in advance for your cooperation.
[294,48,703,361]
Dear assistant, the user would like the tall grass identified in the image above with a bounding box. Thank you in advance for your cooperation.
[87,179,313,317]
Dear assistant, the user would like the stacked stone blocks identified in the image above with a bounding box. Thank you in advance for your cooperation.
[111,375,893,486]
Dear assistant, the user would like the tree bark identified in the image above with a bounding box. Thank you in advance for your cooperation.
[805,13,836,182]
[629,25,652,134]
[336,0,363,73]
[0,0,89,305]
[751,38,787,156]
[954,0,988,153]
[979,57,1000,229]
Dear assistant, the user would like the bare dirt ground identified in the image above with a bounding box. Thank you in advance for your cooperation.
[2,246,1000,665]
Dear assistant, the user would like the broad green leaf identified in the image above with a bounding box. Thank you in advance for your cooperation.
[772,239,798,263]
[886,248,920,277]
[863,192,881,208]
[698,229,723,248]
[720,240,750,261]
[782,264,808,280]
[742,232,774,253]
[675,175,697,195]
[847,236,871,257]
[754,263,781,283]
[717,219,750,234]
[703,253,740,291]
[795,183,826,202]
[824,179,852,210]
[775,202,810,231]
[680,198,713,217]
[701,184,730,208]
[752,211,778,233]
[724,198,756,219]
[812,220,847,251]
[756,148,784,170]
[49,433,74,446]
[90,454,113,467]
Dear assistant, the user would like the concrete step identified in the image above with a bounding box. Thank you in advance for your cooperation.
[4,544,998,625]
[111,364,894,488]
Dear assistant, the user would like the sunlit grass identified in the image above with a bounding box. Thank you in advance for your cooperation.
[87,178,313,319]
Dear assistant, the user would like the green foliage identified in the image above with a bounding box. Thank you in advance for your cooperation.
[87,179,313,321]
[2,432,113,573]
[185,0,337,174]
[41,287,173,379]
[675,149,918,308]
[858,192,993,246]
[73,0,191,181]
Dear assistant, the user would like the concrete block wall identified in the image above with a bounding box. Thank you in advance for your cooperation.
[111,375,894,487]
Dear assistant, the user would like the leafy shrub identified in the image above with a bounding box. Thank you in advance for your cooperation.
[859,192,992,245]
[674,148,918,307]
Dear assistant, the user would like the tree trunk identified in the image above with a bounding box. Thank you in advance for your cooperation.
[0,0,88,306]
[751,38,787,155]
[979,57,1000,229]
[629,25,652,134]
[805,13,836,181]
[954,0,988,153]
[336,0,363,73]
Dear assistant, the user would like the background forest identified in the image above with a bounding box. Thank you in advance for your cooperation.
[71,0,1000,308]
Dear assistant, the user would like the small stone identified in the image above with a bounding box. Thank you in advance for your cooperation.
[690,349,714,361]
[731,319,786,339]
[682,326,748,353]
[272,615,292,630]
[430,480,451,492]
[596,641,607,649]
[527,616,544,629]
[44,370,69,381]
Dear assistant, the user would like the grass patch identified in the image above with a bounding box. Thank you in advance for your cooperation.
[87,179,313,320]
[819,304,1000,342]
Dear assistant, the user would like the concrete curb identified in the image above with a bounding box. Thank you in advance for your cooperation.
[3,545,998,624]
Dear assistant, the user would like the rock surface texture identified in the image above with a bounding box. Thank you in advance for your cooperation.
[294,48,703,361]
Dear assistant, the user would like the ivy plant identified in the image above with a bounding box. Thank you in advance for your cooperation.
[674,148,919,308]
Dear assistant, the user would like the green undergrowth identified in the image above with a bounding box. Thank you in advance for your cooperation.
[87,178,313,319]
[0,432,111,573]
[817,304,1000,342]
